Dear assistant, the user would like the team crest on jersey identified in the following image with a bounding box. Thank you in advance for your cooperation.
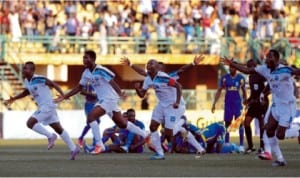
[34,86,38,91]
[274,75,279,81]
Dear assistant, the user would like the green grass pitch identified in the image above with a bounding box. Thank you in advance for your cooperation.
[0,138,299,177]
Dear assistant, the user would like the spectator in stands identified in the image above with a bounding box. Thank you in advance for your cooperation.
[191,4,202,24]
[155,15,170,53]
[104,10,118,32]
[139,17,150,53]
[277,10,287,37]
[239,0,251,18]
[8,6,22,42]
[64,13,80,52]
[44,10,56,36]
[237,14,252,37]
[99,21,107,55]
[79,17,93,52]
[156,0,170,15]
[202,13,211,40]
[64,1,76,16]
[247,24,264,64]
[271,0,284,19]
[49,22,62,53]
[0,9,9,35]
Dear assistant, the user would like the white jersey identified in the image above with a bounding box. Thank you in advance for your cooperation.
[24,74,56,111]
[79,65,119,101]
[142,71,185,107]
[255,64,296,104]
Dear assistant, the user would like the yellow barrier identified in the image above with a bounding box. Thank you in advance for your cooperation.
[6,53,220,65]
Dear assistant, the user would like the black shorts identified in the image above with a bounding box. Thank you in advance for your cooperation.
[246,103,268,119]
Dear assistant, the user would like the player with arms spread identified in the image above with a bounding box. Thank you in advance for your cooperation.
[4,61,79,160]
[222,49,300,166]
[134,59,184,160]
[56,50,150,155]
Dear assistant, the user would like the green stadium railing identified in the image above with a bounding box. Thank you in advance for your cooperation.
[1,34,300,111]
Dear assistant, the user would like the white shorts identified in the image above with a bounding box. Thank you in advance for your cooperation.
[94,99,121,118]
[271,101,296,127]
[32,108,59,125]
[152,103,185,130]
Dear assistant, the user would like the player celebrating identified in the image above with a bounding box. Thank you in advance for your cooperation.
[56,50,150,155]
[4,61,80,160]
[222,49,300,166]
[135,59,184,160]
[77,82,100,148]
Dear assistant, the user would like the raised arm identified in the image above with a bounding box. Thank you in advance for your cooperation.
[3,89,30,106]
[221,57,257,74]
[176,54,205,75]
[120,56,147,77]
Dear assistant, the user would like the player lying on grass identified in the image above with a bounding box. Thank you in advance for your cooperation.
[149,118,241,154]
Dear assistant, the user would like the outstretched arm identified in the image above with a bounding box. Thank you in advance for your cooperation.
[221,57,256,74]
[45,78,64,97]
[176,54,205,76]
[55,84,83,103]
[3,89,30,106]
[134,82,147,98]
[120,56,147,76]
[109,79,126,100]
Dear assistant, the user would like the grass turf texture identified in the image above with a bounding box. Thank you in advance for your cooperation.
[0,138,299,177]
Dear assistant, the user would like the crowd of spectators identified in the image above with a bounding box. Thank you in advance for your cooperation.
[0,0,299,56]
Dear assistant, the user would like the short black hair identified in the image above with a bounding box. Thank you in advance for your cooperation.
[25,61,35,71]
[246,59,257,67]
[84,50,96,61]
[269,49,280,60]
[127,108,135,113]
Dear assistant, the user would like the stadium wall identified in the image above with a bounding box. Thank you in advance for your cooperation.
[1,110,239,139]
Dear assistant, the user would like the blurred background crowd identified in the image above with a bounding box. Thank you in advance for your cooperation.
[0,0,299,41]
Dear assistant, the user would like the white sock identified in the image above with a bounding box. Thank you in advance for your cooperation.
[268,136,284,162]
[60,130,76,151]
[285,126,300,138]
[173,119,185,135]
[89,121,104,148]
[263,132,271,153]
[151,131,164,156]
[186,131,205,152]
[126,121,147,138]
[32,124,53,138]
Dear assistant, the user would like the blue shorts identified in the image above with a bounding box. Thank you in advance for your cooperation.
[224,104,242,122]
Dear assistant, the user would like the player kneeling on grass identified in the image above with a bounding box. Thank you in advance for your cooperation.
[85,109,146,153]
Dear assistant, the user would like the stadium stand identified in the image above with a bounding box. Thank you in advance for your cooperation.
[0,0,299,111]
